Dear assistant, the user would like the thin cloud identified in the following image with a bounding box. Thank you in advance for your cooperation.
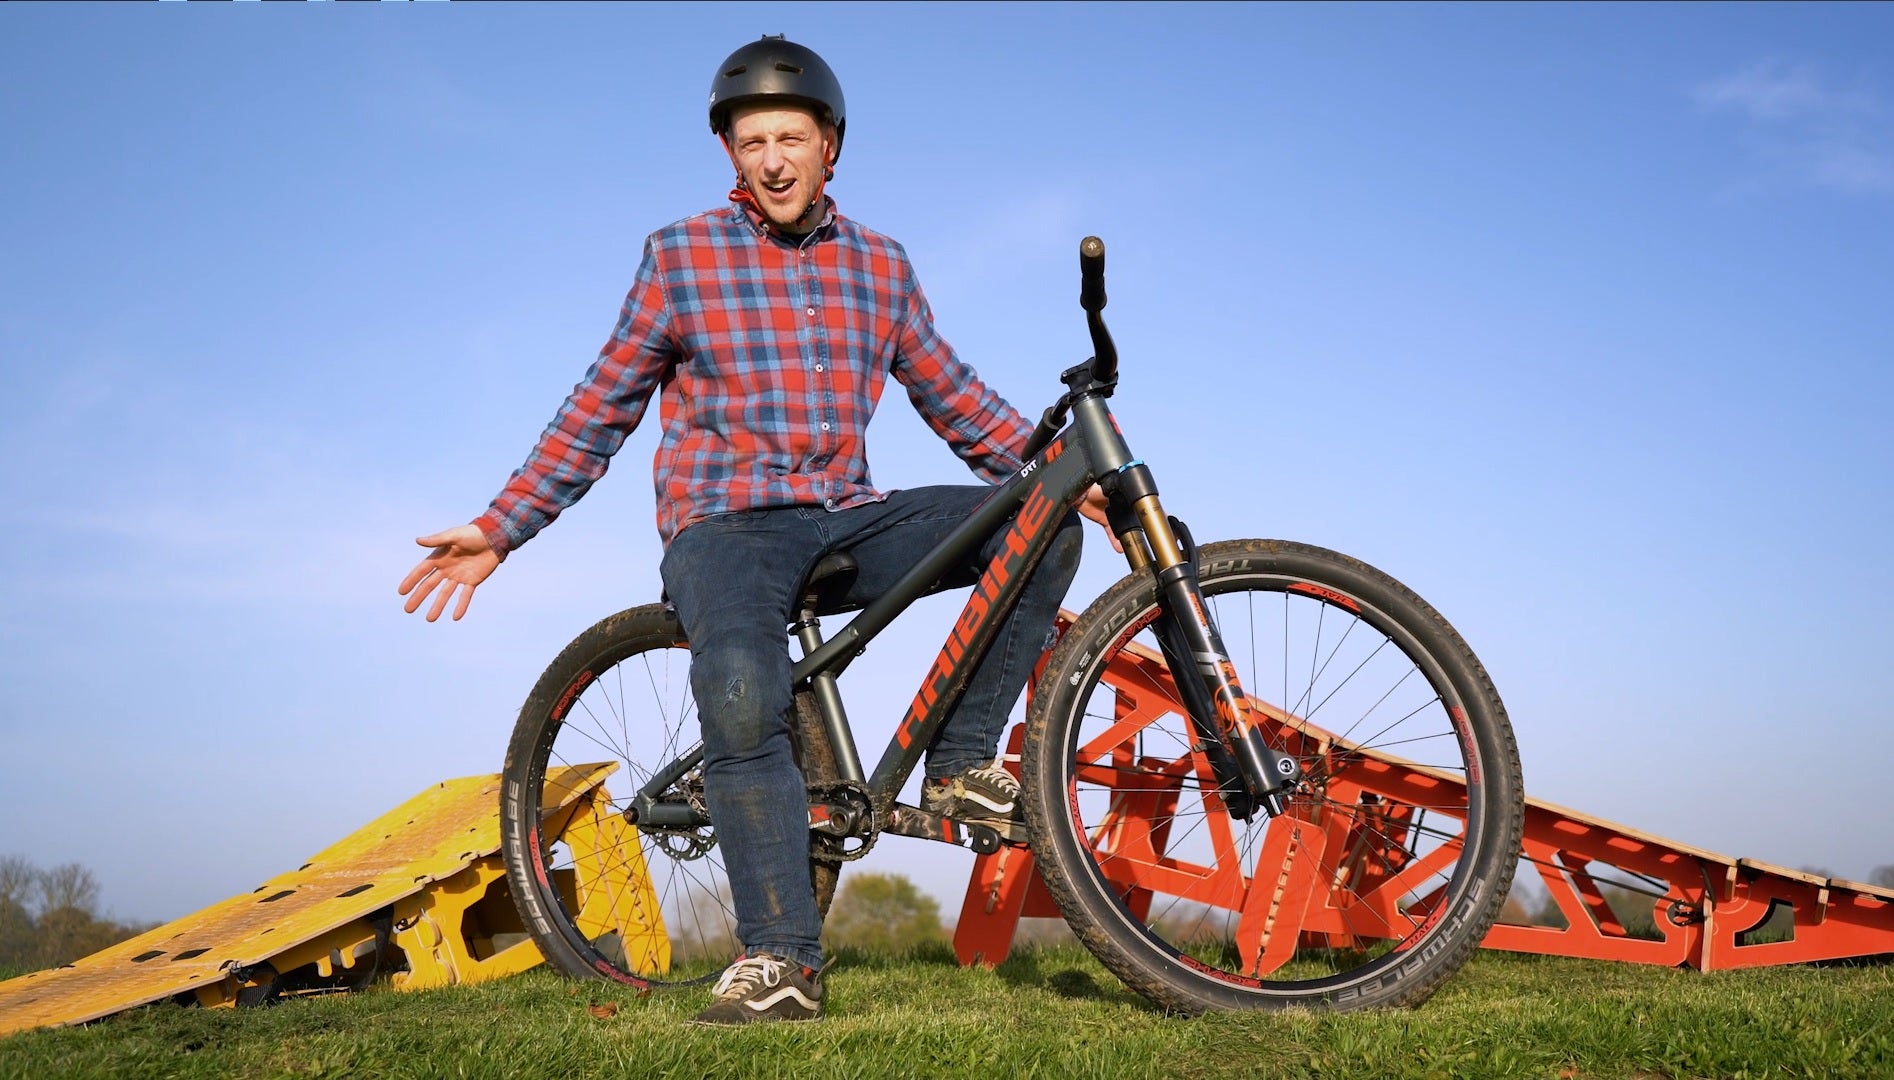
[1691,60,1867,122]
[1692,60,1894,195]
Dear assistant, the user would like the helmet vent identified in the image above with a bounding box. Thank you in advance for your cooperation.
[724,65,748,77]
[775,62,803,74]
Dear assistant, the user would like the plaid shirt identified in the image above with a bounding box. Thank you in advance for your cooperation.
[473,199,1032,554]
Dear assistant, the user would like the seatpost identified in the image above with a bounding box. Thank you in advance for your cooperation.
[792,604,866,785]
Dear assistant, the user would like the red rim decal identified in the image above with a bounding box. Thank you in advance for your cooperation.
[1287,581,1361,613]
[1451,704,1481,785]
[552,670,595,721]
[1177,950,1264,987]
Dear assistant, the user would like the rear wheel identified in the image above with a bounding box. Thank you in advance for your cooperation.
[1022,539,1522,1013]
[499,603,841,988]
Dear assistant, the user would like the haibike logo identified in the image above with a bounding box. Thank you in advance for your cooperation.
[897,481,1061,748]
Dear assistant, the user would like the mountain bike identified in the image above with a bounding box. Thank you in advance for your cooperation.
[497,237,1524,1014]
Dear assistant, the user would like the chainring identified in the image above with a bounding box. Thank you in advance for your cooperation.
[808,780,879,863]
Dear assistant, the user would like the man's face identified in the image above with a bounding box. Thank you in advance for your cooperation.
[724,104,836,232]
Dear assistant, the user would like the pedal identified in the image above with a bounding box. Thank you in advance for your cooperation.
[883,804,1019,854]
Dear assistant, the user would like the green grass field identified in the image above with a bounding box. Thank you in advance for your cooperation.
[2,946,1889,1079]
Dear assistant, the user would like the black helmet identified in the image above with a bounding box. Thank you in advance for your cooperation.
[708,35,847,162]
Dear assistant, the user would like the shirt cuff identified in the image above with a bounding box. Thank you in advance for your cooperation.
[472,510,515,563]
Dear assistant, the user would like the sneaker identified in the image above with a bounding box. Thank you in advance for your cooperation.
[689,953,824,1026]
[921,759,1021,825]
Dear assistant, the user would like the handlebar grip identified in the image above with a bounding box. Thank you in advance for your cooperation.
[1079,235,1106,312]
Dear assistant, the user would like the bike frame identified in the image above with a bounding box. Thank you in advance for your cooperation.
[630,241,1298,841]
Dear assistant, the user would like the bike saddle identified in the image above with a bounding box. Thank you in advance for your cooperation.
[799,551,861,616]
[659,550,862,616]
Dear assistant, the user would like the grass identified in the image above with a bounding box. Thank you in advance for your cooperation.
[1,946,1890,1080]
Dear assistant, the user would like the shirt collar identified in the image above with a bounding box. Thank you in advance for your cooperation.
[729,191,838,245]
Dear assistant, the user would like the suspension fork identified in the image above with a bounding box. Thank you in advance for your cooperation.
[1106,467,1300,820]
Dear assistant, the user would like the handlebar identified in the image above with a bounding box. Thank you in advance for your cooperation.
[1078,236,1119,386]
[1020,235,1121,463]
[1079,235,1106,312]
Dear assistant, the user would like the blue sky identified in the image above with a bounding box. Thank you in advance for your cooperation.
[2,3,1890,926]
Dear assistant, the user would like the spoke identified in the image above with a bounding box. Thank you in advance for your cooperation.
[613,661,631,776]
[562,709,636,762]
[1337,678,1440,754]
[1301,634,1392,730]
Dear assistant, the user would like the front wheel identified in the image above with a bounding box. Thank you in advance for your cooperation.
[1021,539,1523,1013]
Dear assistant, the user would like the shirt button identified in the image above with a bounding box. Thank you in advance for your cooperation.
[820,422,830,431]
[806,307,816,316]
[814,364,823,372]
[824,498,836,510]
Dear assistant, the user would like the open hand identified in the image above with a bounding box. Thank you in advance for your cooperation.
[398,524,501,622]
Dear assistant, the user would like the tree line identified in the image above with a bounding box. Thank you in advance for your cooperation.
[0,855,156,976]
[5,857,1891,979]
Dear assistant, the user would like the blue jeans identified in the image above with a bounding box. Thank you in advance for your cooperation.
[658,485,1083,970]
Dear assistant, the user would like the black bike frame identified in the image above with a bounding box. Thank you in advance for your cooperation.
[630,239,1297,832]
[820,415,1115,801]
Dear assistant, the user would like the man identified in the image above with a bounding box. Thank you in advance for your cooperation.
[398,35,1101,1025]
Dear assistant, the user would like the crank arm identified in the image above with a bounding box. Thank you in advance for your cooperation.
[883,804,1014,853]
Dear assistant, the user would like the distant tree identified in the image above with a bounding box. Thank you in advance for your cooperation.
[0,856,154,974]
[1598,884,1662,941]
[35,863,100,916]
[1530,890,1569,930]
[28,863,102,968]
[0,856,40,970]
[1007,918,1078,949]
[0,856,34,908]
[824,873,944,954]
[1518,875,1664,938]
[1870,865,1894,889]
[1495,877,1536,926]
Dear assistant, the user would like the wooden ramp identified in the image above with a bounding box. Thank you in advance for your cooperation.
[0,765,644,1037]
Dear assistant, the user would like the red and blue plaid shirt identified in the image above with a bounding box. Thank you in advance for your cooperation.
[474,199,1032,554]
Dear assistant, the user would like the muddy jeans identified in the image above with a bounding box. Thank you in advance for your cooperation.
[657,485,1083,970]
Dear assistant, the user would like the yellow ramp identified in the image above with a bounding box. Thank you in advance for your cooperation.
[0,765,644,1036]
